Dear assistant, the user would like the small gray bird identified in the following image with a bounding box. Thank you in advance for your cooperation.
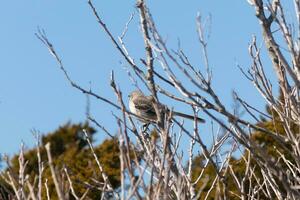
[128,90,205,123]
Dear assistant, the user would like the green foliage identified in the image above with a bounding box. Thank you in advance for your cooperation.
[191,155,217,199]
[0,177,13,200]
[191,92,298,199]
[41,138,122,200]
[191,155,239,200]
[9,122,95,176]
[6,122,123,199]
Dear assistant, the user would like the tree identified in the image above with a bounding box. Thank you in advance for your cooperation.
[226,91,300,199]
[3,0,300,199]
[189,94,299,199]
[1,122,126,199]
[0,178,13,200]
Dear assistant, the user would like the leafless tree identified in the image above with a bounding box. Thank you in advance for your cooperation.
[2,0,300,199]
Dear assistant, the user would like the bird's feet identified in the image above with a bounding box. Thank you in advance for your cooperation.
[142,123,150,133]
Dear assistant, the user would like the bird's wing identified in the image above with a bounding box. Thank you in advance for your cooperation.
[133,96,156,115]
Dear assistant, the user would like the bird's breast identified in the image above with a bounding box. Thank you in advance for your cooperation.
[129,100,137,114]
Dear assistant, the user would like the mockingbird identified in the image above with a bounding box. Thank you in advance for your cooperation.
[128,90,205,124]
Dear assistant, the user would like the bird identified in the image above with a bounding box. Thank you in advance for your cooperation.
[128,90,205,124]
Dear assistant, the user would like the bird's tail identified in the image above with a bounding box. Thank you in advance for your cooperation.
[173,111,205,123]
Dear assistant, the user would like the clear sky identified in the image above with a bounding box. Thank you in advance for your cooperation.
[0,1,274,157]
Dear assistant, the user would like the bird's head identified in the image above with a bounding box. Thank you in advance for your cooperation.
[128,90,143,100]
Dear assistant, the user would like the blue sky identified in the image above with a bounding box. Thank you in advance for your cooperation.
[0,1,275,157]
